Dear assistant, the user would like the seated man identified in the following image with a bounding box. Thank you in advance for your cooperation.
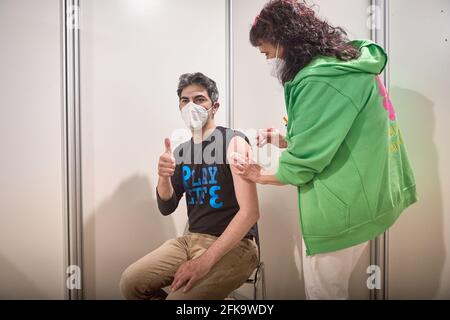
[120,72,260,300]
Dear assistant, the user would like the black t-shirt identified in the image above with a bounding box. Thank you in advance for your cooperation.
[156,126,257,240]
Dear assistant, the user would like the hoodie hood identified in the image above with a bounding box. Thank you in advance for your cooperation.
[286,39,388,86]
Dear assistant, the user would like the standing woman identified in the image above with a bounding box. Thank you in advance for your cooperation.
[233,0,418,299]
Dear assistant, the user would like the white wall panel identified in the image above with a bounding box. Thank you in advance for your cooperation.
[388,0,450,299]
[0,0,65,299]
[79,0,227,299]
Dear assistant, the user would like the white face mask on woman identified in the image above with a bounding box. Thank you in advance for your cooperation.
[180,101,214,130]
[267,42,285,79]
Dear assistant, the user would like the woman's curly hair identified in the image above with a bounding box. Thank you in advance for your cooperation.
[250,0,361,84]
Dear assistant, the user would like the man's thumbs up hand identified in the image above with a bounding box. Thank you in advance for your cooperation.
[158,138,176,178]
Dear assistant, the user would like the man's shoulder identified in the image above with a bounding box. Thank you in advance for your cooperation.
[173,139,191,153]
[173,139,192,163]
[217,126,250,144]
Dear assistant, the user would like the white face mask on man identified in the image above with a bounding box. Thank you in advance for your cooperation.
[267,42,285,79]
[180,101,214,130]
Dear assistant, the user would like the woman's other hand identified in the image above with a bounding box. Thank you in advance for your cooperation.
[230,153,262,183]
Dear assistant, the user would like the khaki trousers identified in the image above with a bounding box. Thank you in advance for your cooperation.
[120,232,258,300]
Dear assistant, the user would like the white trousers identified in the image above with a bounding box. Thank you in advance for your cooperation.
[302,238,368,300]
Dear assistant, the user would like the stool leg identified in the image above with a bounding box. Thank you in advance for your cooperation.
[253,268,258,300]
[260,262,267,300]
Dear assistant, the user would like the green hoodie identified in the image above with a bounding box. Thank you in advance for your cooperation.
[275,40,418,255]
